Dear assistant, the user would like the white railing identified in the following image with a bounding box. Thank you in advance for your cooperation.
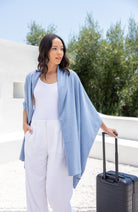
[98,113,138,141]
[90,113,138,166]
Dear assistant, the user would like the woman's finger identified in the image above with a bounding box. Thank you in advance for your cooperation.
[28,127,33,134]
[107,129,117,138]
[111,132,117,138]
[24,126,33,135]
[112,130,117,138]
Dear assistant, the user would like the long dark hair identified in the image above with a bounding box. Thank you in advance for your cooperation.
[37,34,70,78]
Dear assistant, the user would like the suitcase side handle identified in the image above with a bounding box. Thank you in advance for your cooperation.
[102,132,119,182]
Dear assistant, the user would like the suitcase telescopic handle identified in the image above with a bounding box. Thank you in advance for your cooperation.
[102,132,119,182]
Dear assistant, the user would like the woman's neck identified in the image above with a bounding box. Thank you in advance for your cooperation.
[47,63,57,73]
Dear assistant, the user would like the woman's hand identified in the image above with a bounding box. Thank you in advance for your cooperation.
[100,122,117,138]
[23,122,33,135]
[105,128,117,138]
[23,109,33,135]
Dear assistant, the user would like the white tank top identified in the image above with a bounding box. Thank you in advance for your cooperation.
[32,77,59,120]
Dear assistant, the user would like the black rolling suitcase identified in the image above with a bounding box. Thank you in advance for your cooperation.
[96,132,138,212]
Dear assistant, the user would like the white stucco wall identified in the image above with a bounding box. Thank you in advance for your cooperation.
[0,39,38,134]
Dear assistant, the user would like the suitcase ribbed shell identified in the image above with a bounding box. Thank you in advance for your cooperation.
[96,171,138,212]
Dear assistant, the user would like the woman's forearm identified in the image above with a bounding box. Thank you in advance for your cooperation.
[100,122,108,133]
[23,109,28,125]
[23,109,28,132]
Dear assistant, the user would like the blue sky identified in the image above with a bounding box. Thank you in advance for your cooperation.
[0,0,138,46]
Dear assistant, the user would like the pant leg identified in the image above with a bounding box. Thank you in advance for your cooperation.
[46,120,76,212]
[24,121,49,212]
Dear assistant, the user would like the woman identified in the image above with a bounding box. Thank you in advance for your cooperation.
[19,34,117,212]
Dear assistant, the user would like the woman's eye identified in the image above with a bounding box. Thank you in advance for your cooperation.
[52,48,56,50]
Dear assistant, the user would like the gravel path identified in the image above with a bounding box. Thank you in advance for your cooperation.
[0,157,138,212]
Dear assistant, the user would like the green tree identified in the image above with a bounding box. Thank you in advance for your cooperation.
[118,72,138,116]
[26,21,56,46]
[67,15,138,117]
[68,14,103,110]
[118,17,138,116]
[99,22,127,115]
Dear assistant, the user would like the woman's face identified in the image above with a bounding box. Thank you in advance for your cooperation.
[48,38,64,66]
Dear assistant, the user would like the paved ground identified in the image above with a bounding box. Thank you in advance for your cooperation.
[0,157,138,212]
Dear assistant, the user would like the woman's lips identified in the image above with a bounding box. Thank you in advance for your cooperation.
[56,57,62,60]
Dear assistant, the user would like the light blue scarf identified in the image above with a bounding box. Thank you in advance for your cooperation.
[19,65,102,188]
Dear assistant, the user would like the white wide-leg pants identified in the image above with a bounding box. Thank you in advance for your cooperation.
[24,119,75,212]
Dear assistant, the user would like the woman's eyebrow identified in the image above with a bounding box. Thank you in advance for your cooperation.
[52,45,64,47]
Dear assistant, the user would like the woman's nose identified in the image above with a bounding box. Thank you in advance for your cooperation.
[57,49,63,54]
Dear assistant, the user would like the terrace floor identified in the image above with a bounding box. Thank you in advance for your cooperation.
[0,157,138,212]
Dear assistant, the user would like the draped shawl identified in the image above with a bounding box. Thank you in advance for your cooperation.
[19,65,102,188]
